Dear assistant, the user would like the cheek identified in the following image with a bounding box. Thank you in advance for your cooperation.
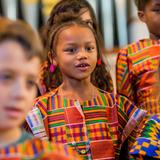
[0,85,9,102]
[92,53,98,62]
[26,88,37,110]
[58,57,72,68]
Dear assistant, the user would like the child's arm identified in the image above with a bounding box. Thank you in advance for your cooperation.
[26,99,49,140]
[130,114,160,159]
[0,137,82,160]
[116,95,147,148]
[116,48,135,101]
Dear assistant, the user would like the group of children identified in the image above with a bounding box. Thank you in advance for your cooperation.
[0,0,159,160]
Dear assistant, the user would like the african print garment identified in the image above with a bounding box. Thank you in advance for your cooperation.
[130,114,160,159]
[0,137,81,160]
[116,39,160,114]
[26,88,147,160]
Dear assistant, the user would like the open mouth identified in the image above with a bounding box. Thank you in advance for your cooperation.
[76,63,90,71]
[76,63,90,67]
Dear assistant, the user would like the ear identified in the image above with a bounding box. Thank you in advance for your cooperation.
[48,51,58,66]
[137,11,146,22]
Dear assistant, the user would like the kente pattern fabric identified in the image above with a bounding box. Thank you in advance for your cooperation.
[0,137,81,160]
[116,39,160,114]
[26,88,147,160]
[130,114,160,159]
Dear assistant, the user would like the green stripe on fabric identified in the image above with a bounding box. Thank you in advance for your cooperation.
[49,122,65,127]
[128,47,132,54]
[83,106,106,111]
[47,109,64,114]
[32,126,45,132]
[118,108,128,121]
[121,68,129,82]
[64,98,67,108]
[67,141,87,147]
[147,40,151,46]
[86,119,107,125]
[42,98,48,104]
[132,57,146,65]
[99,92,107,105]
[119,97,124,110]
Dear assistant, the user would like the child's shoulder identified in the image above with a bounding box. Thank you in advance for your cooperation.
[98,89,129,104]
[121,39,160,55]
[0,137,80,160]
[34,88,58,104]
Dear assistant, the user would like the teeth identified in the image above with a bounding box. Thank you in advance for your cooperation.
[80,64,86,67]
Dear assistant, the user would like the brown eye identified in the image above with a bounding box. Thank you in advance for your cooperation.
[64,47,77,54]
[0,73,13,82]
[27,79,36,89]
[86,46,95,53]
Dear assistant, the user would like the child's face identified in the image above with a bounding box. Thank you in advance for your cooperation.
[0,40,40,130]
[138,0,160,39]
[54,25,97,81]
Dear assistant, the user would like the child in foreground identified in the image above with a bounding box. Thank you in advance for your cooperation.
[0,17,80,160]
[26,14,148,159]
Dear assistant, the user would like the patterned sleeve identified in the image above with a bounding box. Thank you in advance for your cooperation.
[116,95,147,149]
[26,97,49,140]
[130,114,160,159]
[116,48,135,101]
[0,138,82,160]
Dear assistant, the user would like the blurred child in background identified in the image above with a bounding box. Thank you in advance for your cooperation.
[0,17,80,160]
[116,0,160,114]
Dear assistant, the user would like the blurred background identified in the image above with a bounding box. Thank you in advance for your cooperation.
[0,0,149,49]
[0,0,150,91]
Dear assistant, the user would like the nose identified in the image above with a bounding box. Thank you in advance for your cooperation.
[11,78,27,101]
[76,49,87,60]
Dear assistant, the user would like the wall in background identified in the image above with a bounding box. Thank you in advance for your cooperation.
[0,0,149,50]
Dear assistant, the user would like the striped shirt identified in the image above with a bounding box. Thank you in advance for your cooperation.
[116,39,160,114]
[0,137,81,160]
[26,88,147,160]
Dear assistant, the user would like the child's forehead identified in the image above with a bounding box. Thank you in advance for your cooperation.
[144,0,160,8]
[0,40,26,59]
[0,40,40,71]
[57,24,96,43]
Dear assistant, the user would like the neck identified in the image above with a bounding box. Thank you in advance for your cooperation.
[0,128,22,147]
[58,79,97,101]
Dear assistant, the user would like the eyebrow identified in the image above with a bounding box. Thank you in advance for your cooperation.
[27,74,38,80]
[65,41,95,45]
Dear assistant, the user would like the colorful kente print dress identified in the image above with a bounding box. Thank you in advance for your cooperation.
[116,39,160,114]
[26,88,147,160]
[0,137,80,160]
[130,114,160,159]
